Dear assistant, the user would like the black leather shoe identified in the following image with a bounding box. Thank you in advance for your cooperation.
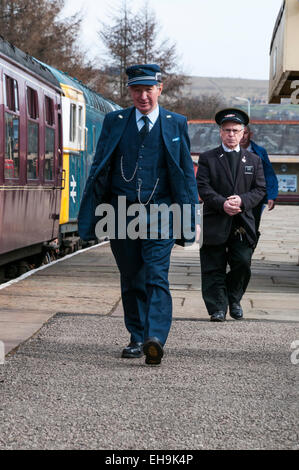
[121,342,143,358]
[229,303,243,320]
[210,311,226,322]
[143,337,164,366]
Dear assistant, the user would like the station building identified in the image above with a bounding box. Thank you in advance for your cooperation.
[267,0,299,202]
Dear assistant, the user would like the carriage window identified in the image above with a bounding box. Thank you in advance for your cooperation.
[45,127,54,180]
[92,126,96,152]
[27,122,39,179]
[27,87,38,119]
[70,103,76,142]
[4,76,19,112]
[4,113,19,178]
[78,105,83,148]
[45,96,54,126]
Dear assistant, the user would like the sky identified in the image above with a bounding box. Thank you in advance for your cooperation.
[62,0,283,80]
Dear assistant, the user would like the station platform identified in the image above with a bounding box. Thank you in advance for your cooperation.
[0,205,298,450]
[1,205,298,355]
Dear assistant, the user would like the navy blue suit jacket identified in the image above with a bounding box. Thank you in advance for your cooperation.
[78,106,199,246]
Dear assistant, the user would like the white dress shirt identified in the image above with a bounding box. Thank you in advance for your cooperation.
[222,143,241,152]
[135,105,160,132]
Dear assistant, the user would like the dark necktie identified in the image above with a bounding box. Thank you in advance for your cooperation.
[139,115,150,141]
[226,150,240,182]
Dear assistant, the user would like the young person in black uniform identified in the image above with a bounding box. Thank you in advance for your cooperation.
[196,109,266,322]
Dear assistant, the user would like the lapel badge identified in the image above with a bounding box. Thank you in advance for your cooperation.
[118,114,123,119]
[166,115,172,118]
[242,156,246,163]
[219,154,224,158]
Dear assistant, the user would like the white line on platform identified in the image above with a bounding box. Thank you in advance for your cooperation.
[0,241,110,291]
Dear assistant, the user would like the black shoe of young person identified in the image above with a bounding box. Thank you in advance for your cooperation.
[210,311,226,322]
[229,303,243,320]
[143,337,164,366]
[121,342,143,358]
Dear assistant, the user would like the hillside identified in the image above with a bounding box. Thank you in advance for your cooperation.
[183,76,299,120]
[183,76,269,105]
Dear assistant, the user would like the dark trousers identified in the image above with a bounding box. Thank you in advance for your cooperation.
[109,196,175,346]
[200,232,253,315]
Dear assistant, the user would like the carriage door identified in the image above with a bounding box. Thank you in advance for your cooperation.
[68,100,85,221]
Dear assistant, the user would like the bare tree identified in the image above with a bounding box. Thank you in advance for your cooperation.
[99,0,137,105]
[134,1,186,107]
[172,94,227,120]
[134,2,156,64]
[0,0,92,80]
[0,0,27,40]
[98,0,187,107]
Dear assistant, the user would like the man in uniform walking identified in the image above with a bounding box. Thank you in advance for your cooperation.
[78,64,200,364]
[196,109,266,322]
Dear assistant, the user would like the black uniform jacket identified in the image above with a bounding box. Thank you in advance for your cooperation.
[196,145,266,246]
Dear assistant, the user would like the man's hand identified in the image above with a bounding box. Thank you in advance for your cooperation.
[268,199,275,211]
[223,195,242,216]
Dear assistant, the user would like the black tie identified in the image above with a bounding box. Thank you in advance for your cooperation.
[226,150,240,181]
[139,115,150,141]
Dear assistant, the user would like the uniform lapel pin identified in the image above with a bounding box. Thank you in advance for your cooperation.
[118,114,123,119]
[219,154,224,158]
[166,115,172,118]
[242,156,246,163]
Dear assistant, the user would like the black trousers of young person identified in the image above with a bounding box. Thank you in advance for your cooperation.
[200,230,253,316]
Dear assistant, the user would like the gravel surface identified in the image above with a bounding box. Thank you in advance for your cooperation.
[0,313,298,450]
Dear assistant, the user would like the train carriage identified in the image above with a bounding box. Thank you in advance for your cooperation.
[0,37,63,268]
[0,37,121,279]
[43,65,121,251]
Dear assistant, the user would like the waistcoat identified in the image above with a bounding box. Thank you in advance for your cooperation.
[111,112,171,203]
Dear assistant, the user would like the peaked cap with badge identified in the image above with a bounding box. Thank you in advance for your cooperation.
[126,64,162,86]
[215,108,249,126]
